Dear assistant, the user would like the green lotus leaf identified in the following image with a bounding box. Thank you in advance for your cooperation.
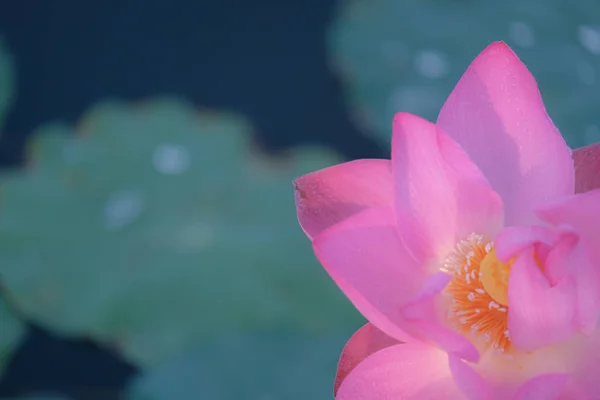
[0,97,362,368]
[0,37,22,381]
[126,330,345,400]
[0,36,15,132]
[0,292,25,379]
[329,0,600,148]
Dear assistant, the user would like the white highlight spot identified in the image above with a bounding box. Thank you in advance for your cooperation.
[579,26,600,55]
[509,21,535,48]
[414,50,449,79]
[103,190,144,230]
[153,144,191,175]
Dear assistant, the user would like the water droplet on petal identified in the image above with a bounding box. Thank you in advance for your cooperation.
[509,21,535,48]
[103,190,144,231]
[414,50,449,79]
[153,144,191,175]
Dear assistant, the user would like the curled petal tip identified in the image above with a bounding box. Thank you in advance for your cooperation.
[333,323,400,396]
[293,160,394,239]
[574,142,600,192]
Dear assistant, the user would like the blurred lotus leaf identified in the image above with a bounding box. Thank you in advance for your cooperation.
[0,37,23,380]
[0,98,362,368]
[0,292,25,378]
[329,0,600,148]
[126,330,344,400]
[0,36,15,131]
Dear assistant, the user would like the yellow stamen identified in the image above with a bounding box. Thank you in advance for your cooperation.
[480,248,513,307]
[443,234,511,353]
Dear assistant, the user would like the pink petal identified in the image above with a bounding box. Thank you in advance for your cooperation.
[294,159,393,239]
[507,249,577,351]
[536,190,600,333]
[537,189,600,250]
[407,319,479,363]
[541,227,580,286]
[448,356,493,400]
[334,323,400,396]
[474,340,582,398]
[495,224,579,285]
[391,112,504,265]
[402,272,480,362]
[402,272,453,320]
[544,232,600,335]
[336,343,465,400]
[512,374,569,400]
[564,330,600,397]
[574,142,600,193]
[495,225,558,263]
[437,42,574,225]
[573,255,600,335]
[499,222,600,337]
[312,206,424,342]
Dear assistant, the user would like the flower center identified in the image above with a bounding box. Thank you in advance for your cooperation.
[480,248,513,307]
[442,234,512,353]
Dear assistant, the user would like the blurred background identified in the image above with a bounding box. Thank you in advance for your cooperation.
[0,0,599,399]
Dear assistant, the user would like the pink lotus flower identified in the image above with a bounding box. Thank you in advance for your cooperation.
[294,42,600,399]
